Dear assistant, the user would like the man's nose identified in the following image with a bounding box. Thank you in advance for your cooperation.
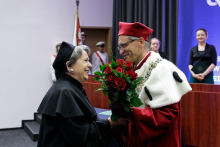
[119,49,124,55]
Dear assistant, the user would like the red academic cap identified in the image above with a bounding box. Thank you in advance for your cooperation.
[118,22,154,41]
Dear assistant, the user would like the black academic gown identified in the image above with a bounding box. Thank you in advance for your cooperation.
[159,51,168,59]
[37,74,111,147]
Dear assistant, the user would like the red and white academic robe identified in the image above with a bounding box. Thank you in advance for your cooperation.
[128,103,180,147]
[125,51,191,147]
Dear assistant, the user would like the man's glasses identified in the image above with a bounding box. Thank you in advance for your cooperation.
[117,39,138,51]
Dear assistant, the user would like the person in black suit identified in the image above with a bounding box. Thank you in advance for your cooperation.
[150,38,168,59]
[188,28,217,84]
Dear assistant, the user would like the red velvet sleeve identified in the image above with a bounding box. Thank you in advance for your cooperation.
[133,103,179,141]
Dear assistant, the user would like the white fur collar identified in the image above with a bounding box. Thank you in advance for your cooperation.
[135,51,192,109]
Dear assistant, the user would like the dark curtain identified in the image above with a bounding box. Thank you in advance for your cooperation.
[112,0,178,64]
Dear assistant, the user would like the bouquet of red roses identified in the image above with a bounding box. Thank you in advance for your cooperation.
[93,59,143,121]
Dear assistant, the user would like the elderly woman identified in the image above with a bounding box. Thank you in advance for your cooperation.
[37,42,126,147]
[150,38,167,59]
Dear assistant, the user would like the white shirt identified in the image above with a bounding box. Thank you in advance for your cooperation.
[50,54,56,82]
[136,51,150,67]
[91,51,109,75]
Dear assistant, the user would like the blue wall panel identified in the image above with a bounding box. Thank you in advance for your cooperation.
[178,0,220,84]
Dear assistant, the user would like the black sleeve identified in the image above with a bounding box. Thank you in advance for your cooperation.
[163,52,168,60]
[55,114,111,147]
[211,45,217,66]
[95,117,112,147]
[159,51,168,59]
[189,48,194,65]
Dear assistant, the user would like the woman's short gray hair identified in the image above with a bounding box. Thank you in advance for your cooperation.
[68,45,91,67]
[127,36,150,50]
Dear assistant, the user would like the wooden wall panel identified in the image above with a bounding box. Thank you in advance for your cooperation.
[81,27,112,61]
[181,84,220,147]
[83,75,109,109]
[190,83,220,93]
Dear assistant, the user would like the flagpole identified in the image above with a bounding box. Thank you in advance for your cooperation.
[76,0,79,11]
[73,0,82,46]
[76,0,79,45]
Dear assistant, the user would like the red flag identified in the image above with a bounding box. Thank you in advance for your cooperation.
[73,10,82,46]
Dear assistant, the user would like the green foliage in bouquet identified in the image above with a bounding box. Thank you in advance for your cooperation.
[93,57,143,121]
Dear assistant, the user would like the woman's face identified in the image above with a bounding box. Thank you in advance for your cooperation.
[57,45,60,52]
[196,30,207,43]
[71,51,92,83]
[150,39,160,52]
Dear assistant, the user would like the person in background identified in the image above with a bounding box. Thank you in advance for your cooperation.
[91,42,109,75]
[150,38,168,59]
[188,28,217,84]
[50,43,61,83]
[116,22,191,147]
[81,32,86,45]
[81,32,92,75]
[38,42,126,147]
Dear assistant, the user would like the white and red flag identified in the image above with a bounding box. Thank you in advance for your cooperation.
[73,10,82,46]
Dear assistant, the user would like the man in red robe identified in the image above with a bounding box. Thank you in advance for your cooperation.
[117,22,192,147]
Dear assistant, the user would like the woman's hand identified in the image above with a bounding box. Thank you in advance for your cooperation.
[197,73,205,81]
[108,117,127,127]
[192,63,215,82]
[190,65,204,81]
[193,74,204,81]
[191,70,202,81]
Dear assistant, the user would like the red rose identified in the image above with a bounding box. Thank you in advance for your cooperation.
[115,67,125,75]
[126,61,133,71]
[115,78,127,90]
[126,71,138,80]
[116,59,125,68]
[104,65,111,74]
[107,73,117,88]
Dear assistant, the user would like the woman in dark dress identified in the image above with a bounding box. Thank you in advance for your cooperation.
[188,28,217,84]
[37,42,126,147]
[150,38,168,59]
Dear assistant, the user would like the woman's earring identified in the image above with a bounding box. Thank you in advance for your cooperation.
[70,69,74,74]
